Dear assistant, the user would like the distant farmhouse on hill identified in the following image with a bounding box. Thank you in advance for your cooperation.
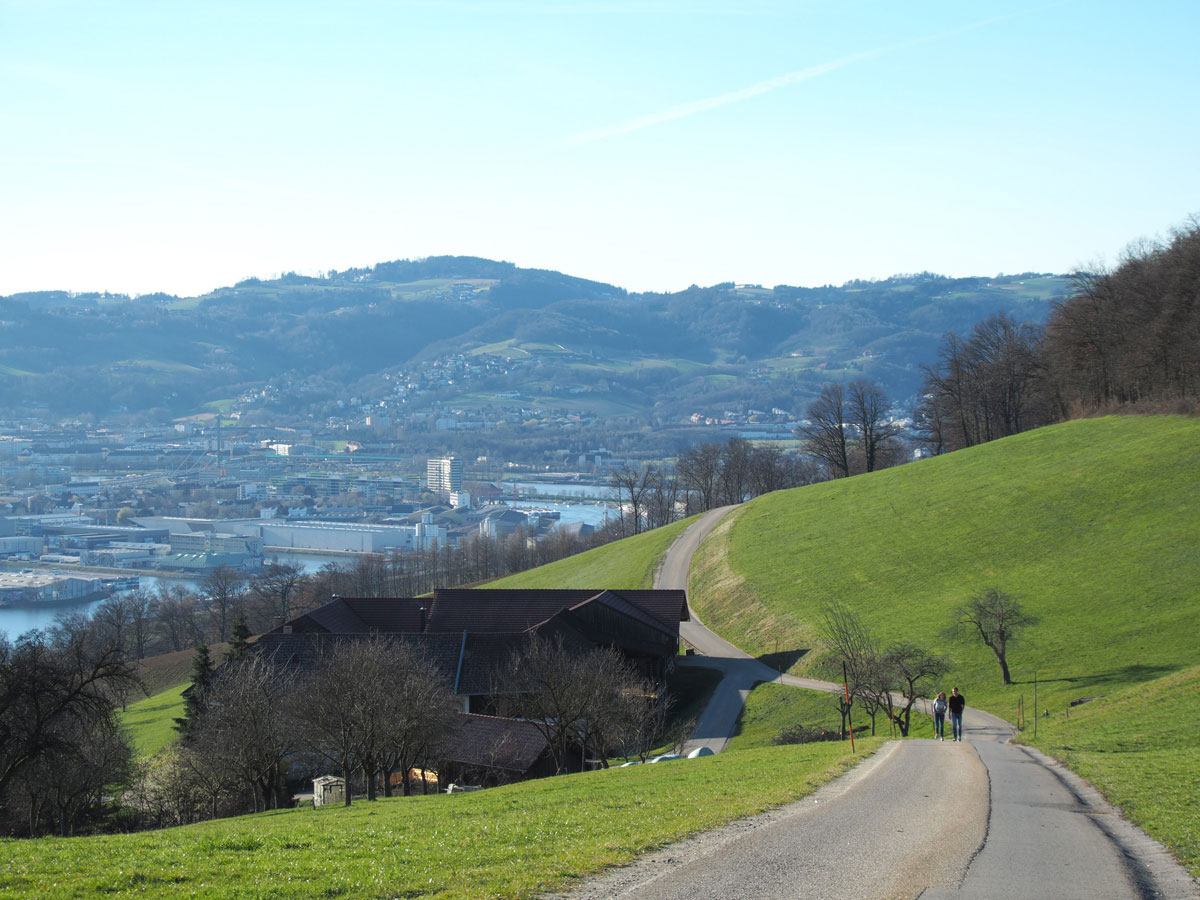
[258,588,689,713]
[254,589,690,785]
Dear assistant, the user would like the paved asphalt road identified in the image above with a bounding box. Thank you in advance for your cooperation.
[602,506,1200,900]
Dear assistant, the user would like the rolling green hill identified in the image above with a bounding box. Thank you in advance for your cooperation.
[687,414,1200,873]
[688,416,1200,708]
[120,685,188,759]
[490,516,694,590]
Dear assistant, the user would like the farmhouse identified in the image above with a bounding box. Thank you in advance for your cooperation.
[258,588,690,713]
[253,589,688,786]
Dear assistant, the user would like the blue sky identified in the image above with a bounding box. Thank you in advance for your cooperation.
[2,0,1197,297]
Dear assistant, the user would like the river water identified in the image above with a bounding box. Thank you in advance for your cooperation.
[0,491,611,638]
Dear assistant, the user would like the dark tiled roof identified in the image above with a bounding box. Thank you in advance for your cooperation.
[439,714,550,774]
[255,631,465,686]
[606,590,690,628]
[426,590,599,633]
[586,590,678,639]
[278,590,688,638]
[456,632,525,695]
[296,599,369,633]
[343,597,426,632]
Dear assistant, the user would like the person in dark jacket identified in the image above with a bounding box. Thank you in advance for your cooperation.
[948,687,966,741]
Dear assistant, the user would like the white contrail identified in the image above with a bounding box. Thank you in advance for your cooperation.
[558,13,1016,148]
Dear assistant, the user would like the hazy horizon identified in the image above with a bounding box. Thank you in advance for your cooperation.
[3,0,1197,298]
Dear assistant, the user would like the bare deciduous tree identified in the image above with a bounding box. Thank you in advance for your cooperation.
[848,379,899,473]
[801,383,850,478]
[152,584,204,652]
[676,442,723,512]
[493,635,646,774]
[188,656,294,812]
[919,315,1051,452]
[610,462,659,535]
[248,563,305,629]
[291,636,457,804]
[880,643,948,736]
[718,438,753,505]
[819,601,879,738]
[946,588,1037,685]
[202,567,246,644]
[0,628,140,816]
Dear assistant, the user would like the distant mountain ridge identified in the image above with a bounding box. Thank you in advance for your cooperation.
[0,257,1069,422]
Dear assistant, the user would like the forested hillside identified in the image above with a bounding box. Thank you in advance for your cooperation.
[0,257,1065,422]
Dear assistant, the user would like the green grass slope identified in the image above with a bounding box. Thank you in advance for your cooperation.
[119,685,187,759]
[0,742,873,900]
[690,416,1200,709]
[491,516,694,590]
[688,415,1200,872]
[726,682,934,753]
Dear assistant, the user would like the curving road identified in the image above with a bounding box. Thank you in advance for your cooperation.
[654,505,836,755]
[611,506,1200,900]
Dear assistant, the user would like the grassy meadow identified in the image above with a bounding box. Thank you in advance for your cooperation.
[490,515,694,590]
[120,685,188,759]
[687,415,1200,872]
[725,682,935,753]
[0,741,875,900]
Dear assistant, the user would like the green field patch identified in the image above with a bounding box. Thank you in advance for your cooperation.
[385,278,456,292]
[119,684,187,759]
[0,364,35,376]
[703,374,738,386]
[494,517,694,591]
[470,339,530,358]
[0,741,874,900]
[520,342,572,354]
[761,356,820,369]
[123,359,204,374]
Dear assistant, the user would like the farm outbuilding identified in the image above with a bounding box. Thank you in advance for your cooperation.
[312,775,346,807]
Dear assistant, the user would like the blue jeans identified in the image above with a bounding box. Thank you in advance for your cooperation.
[951,712,963,741]
[933,712,945,738]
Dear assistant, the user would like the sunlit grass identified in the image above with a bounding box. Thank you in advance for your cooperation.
[688,415,1200,872]
[119,685,186,758]
[728,682,932,753]
[1027,665,1200,876]
[691,416,1200,714]
[492,517,695,590]
[0,742,875,900]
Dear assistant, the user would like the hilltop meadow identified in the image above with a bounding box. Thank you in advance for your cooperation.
[687,415,1200,874]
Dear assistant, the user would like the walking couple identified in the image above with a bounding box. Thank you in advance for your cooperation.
[932,687,965,741]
